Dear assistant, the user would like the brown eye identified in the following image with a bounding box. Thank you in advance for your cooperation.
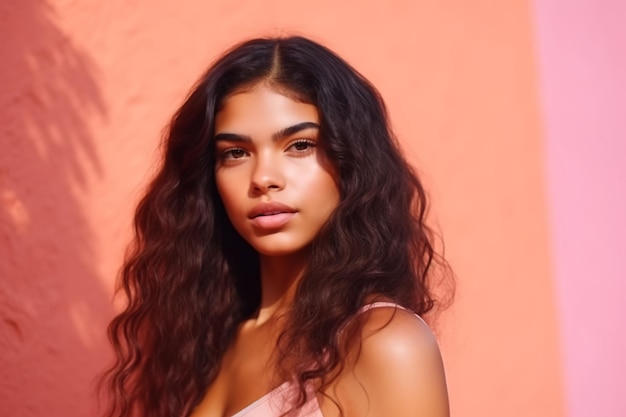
[229,149,246,159]
[220,147,248,161]
[288,139,316,152]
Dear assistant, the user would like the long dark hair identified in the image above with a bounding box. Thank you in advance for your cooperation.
[101,36,451,417]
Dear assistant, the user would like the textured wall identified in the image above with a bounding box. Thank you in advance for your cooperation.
[1,0,620,416]
[0,1,112,416]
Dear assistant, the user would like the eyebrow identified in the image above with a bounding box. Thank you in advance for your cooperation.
[213,121,320,143]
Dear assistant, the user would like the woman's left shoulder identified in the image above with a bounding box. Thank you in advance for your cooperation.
[359,305,439,358]
[349,305,450,416]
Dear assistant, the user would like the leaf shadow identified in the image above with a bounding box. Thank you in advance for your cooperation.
[0,1,113,416]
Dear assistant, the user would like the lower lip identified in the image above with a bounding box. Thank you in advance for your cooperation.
[250,212,296,229]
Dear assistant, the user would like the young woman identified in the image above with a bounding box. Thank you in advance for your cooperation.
[102,36,452,417]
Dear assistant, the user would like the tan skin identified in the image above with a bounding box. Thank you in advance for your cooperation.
[190,83,449,417]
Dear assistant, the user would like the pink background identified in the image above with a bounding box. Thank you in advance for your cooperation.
[0,0,623,416]
[533,0,626,416]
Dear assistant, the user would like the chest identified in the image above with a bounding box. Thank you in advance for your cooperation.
[191,324,278,417]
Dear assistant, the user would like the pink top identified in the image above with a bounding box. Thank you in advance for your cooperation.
[229,302,424,417]
[229,381,321,417]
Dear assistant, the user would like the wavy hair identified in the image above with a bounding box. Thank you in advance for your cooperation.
[101,36,452,417]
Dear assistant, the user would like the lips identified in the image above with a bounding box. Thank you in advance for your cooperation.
[248,202,297,229]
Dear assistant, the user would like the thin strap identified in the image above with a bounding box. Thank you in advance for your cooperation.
[359,301,408,313]
[358,301,429,327]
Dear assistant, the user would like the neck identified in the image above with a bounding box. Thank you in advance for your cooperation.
[254,250,308,325]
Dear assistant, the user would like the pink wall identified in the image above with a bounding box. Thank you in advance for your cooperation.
[532,1,626,415]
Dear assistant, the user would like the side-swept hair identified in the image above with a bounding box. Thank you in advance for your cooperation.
[101,36,452,417]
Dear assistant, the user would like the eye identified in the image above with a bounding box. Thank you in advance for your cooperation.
[287,139,316,153]
[221,147,248,160]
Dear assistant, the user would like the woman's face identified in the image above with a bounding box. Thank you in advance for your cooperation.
[214,83,340,257]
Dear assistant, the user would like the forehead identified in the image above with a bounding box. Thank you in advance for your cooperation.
[214,84,319,134]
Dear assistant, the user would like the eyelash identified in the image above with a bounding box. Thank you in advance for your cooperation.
[220,147,247,160]
[217,139,317,162]
[287,139,316,153]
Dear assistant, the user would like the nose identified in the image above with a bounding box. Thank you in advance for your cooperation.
[249,153,284,194]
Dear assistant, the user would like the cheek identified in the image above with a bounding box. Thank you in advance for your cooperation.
[308,172,340,216]
[311,166,339,198]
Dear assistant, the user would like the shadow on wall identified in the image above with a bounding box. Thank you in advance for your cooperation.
[0,1,111,416]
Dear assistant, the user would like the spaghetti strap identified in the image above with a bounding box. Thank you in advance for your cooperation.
[358,301,429,327]
[358,301,407,312]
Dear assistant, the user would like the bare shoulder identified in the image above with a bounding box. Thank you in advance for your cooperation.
[339,306,450,417]
[358,306,441,367]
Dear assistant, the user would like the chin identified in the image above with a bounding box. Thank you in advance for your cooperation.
[254,246,307,257]
[249,238,311,258]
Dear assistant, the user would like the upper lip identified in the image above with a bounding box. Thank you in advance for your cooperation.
[248,201,297,219]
